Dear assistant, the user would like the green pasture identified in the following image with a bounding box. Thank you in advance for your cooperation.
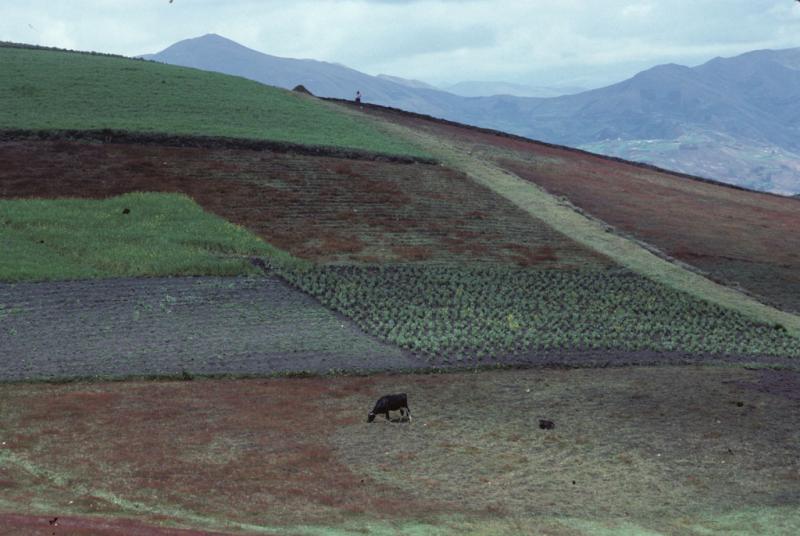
[0,193,288,281]
[0,45,426,157]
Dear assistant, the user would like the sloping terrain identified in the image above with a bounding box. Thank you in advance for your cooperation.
[357,103,800,314]
[4,134,799,365]
[2,41,800,536]
[1,367,799,535]
[0,134,604,268]
[0,192,278,281]
[145,35,800,193]
[3,45,800,368]
[0,44,425,157]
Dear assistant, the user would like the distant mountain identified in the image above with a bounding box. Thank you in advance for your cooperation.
[140,34,459,118]
[376,74,439,91]
[143,35,800,194]
[445,80,586,98]
[483,49,800,194]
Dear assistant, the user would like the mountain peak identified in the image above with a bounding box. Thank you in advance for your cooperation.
[194,33,233,43]
[161,33,256,55]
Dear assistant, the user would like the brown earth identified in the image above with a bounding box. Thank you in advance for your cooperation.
[0,514,236,536]
[352,102,800,313]
[1,367,799,534]
[0,136,606,268]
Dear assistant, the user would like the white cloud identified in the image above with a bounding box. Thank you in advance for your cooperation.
[1,0,799,87]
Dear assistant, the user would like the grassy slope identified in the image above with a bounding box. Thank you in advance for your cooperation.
[0,45,425,157]
[0,193,287,280]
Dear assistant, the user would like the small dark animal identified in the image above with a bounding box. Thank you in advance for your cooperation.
[367,393,411,423]
[122,208,130,214]
[539,419,555,430]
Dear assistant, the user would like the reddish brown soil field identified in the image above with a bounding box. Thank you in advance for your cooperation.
[1,367,798,534]
[0,137,606,268]
[357,104,800,313]
[0,513,234,536]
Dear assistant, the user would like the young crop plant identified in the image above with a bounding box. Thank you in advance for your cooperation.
[273,263,800,363]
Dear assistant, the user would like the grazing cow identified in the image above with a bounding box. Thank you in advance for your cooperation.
[367,393,411,423]
[539,419,555,430]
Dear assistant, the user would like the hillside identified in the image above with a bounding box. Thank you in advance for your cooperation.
[145,35,800,194]
[357,102,800,315]
[2,367,798,535]
[0,43,425,157]
[3,41,800,536]
[2,44,800,370]
[452,49,800,194]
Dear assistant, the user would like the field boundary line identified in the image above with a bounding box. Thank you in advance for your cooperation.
[0,129,438,165]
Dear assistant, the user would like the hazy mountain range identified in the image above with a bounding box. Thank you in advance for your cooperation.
[444,80,586,98]
[142,34,800,195]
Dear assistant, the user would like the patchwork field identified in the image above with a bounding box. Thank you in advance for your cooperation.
[356,103,800,313]
[0,135,606,267]
[1,367,799,535]
[2,44,800,536]
[2,140,799,374]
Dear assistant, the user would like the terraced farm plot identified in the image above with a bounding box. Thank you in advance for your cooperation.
[0,137,608,267]
[0,367,798,534]
[356,103,800,312]
[0,277,415,382]
[277,264,800,363]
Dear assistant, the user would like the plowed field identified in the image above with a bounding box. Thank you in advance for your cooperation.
[0,276,415,382]
[0,136,608,268]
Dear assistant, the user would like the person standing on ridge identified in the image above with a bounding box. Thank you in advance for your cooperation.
[355,90,362,105]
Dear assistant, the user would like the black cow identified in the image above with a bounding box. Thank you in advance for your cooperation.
[367,393,411,423]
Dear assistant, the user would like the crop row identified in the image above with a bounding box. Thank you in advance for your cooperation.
[276,264,800,361]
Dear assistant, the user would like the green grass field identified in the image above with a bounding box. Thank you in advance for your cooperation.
[0,192,289,281]
[0,45,426,157]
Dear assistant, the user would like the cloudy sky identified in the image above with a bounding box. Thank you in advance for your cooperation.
[2,1,800,89]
